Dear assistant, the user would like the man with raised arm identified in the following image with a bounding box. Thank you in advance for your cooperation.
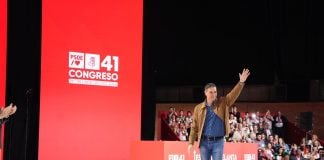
[188,68,250,160]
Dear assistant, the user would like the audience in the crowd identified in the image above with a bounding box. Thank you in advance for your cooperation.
[167,107,192,141]
[164,106,323,159]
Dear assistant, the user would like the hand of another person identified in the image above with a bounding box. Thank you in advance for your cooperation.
[0,103,17,119]
[10,104,17,115]
[0,105,11,119]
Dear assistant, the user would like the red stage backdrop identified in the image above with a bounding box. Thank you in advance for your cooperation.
[40,0,143,159]
[0,0,7,159]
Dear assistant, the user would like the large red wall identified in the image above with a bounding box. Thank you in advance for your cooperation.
[40,0,143,159]
[0,0,7,159]
[0,0,7,105]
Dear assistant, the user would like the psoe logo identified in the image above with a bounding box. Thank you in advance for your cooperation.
[69,52,85,69]
[68,51,119,87]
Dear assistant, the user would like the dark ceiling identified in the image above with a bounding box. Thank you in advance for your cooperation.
[143,0,324,86]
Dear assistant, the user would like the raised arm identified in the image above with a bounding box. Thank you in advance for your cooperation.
[225,68,251,106]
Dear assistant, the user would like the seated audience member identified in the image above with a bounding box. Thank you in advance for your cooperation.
[185,111,193,125]
[299,138,307,151]
[231,105,241,123]
[178,109,186,123]
[289,143,299,159]
[264,122,272,138]
[278,137,289,153]
[232,123,244,142]
[167,107,177,122]
[312,140,323,150]
[256,133,266,149]
[168,114,176,126]
[263,143,274,160]
[229,113,237,126]
[264,110,274,130]
[250,112,259,125]
[185,111,192,137]
[302,144,312,159]
[241,120,250,138]
[266,135,274,146]
[248,125,259,142]
[277,147,289,160]
[244,112,250,120]
[258,122,265,134]
[310,146,320,160]
[261,133,267,142]
[311,134,319,143]
[176,122,188,141]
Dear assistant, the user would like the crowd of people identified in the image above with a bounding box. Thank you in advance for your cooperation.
[165,105,323,160]
[167,107,192,141]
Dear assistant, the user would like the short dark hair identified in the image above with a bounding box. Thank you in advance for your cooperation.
[204,83,216,91]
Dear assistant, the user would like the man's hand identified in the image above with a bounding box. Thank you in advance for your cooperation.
[239,68,250,83]
[187,144,193,157]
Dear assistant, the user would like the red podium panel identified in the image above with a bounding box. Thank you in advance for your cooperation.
[0,0,6,159]
[131,141,257,160]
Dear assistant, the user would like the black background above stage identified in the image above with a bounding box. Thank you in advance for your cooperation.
[143,0,324,86]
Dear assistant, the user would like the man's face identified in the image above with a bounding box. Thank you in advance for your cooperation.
[204,87,217,102]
